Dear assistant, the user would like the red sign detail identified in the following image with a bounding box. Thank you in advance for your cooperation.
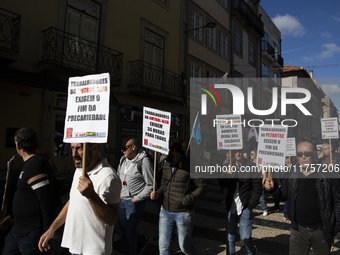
[66,128,73,138]
[258,158,262,164]
[144,139,148,145]
[219,142,222,147]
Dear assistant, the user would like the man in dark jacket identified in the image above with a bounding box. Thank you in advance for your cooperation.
[220,148,262,255]
[150,142,207,255]
[265,141,340,255]
[1,127,54,255]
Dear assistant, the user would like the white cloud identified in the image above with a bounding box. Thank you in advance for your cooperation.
[321,84,340,95]
[334,17,340,22]
[320,43,340,58]
[272,14,306,37]
[320,32,332,39]
[302,43,340,61]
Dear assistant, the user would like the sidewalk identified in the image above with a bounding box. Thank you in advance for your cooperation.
[51,179,340,255]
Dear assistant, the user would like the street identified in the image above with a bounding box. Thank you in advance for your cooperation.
[50,179,340,255]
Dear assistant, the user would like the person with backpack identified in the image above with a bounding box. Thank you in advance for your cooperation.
[115,137,153,255]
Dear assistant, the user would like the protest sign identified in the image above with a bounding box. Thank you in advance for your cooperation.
[286,138,296,157]
[63,73,110,143]
[321,117,339,139]
[142,107,171,154]
[216,114,243,150]
[257,125,288,168]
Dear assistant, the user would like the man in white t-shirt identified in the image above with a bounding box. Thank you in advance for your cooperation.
[38,143,121,255]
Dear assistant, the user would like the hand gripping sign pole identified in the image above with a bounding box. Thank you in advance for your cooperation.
[2,156,15,219]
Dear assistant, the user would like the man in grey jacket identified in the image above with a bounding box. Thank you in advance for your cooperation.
[116,137,153,255]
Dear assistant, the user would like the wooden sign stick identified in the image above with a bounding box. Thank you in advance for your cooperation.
[2,156,15,219]
[82,143,87,176]
[153,151,157,192]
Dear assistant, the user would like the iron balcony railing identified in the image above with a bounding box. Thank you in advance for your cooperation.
[0,8,21,52]
[262,40,284,67]
[231,0,264,35]
[41,27,123,81]
[129,60,182,97]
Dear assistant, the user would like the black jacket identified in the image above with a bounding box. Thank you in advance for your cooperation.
[273,173,340,241]
[157,156,207,213]
[219,159,262,211]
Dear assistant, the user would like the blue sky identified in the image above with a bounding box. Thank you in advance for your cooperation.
[260,0,340,112]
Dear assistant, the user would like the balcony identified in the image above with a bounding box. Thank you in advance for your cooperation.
[40,27,123,82]
[129,60,183,101]
[261,40,284,68]
[231,0,264,36]
[0,8,21,63]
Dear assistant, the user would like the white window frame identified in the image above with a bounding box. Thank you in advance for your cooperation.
[234,26,242,56]
[220,33,228,58]
[249,39,255,65]
[190,62,201,92]
[191,11,203,40]
[207,27,216,49]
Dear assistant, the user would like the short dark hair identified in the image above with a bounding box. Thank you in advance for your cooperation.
[14,127,39,153]
[170,142,184,155]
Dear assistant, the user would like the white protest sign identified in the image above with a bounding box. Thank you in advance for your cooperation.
[257,125,288,167]
[286,138,296,157]
[321,117,339,139]
[63,73,110,143]
[216,114,243,150]
[142,107,171,154]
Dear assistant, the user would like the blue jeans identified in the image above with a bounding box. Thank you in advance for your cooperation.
[284,201,288,218]
[159,207,198,255]
[226,209,256,255]
[260,188,267,212]
[115,199,146,255]
[2,228,48,255]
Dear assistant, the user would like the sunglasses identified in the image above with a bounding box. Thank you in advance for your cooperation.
[250,153,255,156]
[121,144,133,151]
[297,152,313,158]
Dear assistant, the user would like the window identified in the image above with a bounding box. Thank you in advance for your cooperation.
[144,29,164,68]
[262,64,269,85]
[66,0,100,58]
[190,63,201,92]
[249,39,255,65]
[274,72,278,84]
[234,26,242,55]
[207,27,216,49]
[191,11,203,40]
[66,0,99,42]
[207,70,216,85]
[220,33,228,58]
[273,42,278,61]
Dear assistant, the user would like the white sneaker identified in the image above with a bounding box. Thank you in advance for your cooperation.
[263,211,268,216]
